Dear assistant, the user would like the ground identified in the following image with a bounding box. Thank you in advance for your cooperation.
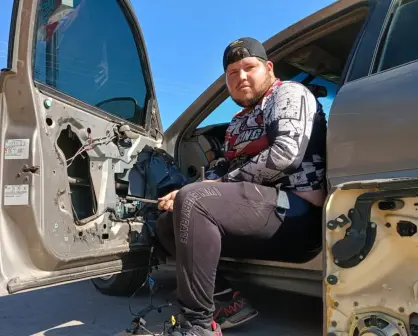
[0,268,322,335]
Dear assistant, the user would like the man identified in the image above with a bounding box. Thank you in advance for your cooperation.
[157,37,327,336]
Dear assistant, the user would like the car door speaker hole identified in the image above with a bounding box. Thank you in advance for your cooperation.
[46,117,53,127]
[57,127,97,221]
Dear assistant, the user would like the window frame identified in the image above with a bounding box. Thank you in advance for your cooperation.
[30,0,158,135]
[370,0,418,75]
[343,0,394,84]
[4,0,20,71]
[338,1,374,85]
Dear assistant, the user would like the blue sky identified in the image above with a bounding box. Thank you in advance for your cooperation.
[0,0,335,130]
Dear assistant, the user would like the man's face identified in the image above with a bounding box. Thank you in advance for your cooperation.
[225,57,274,108]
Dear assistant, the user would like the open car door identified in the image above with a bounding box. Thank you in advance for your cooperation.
[0,0,164,296]
[325,0,418,334]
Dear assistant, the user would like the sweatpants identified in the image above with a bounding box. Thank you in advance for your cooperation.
[156,181,322,329]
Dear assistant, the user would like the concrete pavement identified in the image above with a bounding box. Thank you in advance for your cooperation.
[0,269,322,335]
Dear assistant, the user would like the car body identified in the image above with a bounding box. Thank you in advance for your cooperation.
[1,0,418,334]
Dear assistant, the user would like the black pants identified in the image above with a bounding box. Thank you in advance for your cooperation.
[156,181,321,328]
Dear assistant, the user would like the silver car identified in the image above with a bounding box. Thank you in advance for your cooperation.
[1,0,417,335]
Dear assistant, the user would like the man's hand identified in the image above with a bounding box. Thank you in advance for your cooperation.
[158,190,179,212]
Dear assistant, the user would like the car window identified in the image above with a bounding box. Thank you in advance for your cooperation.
[198,97,240,128]
[375,0,418,73]
[290,72,337,118]
[197,72,337,129]
[33,0,148,126]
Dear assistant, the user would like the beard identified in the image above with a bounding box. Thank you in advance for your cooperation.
[230,74,274,108]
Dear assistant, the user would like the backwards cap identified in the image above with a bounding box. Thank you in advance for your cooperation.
[223,37,268,71]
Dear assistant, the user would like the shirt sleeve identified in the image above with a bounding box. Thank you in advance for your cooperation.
[221,82,318,184]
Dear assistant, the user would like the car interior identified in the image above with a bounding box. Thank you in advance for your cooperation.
[174,7,370,264]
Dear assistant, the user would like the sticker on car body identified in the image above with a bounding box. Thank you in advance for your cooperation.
[4,139,30,160]
[4,185,29,205]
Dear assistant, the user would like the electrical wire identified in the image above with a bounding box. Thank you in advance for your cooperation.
[128,246,155,317]
[66,147,87,168]
[125,228,178,336]
[138,324,164,336]
[66,134,116,168]
[126,247,165,336]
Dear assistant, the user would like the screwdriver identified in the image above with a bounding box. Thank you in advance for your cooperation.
[201,166,205,181]
[126,195,159,204]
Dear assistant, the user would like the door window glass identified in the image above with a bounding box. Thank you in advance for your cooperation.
[375,0,418,73]
[33,0,149,126]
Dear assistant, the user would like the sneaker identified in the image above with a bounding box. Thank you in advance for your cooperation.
[213,290,258,329]
[167,321,222,336]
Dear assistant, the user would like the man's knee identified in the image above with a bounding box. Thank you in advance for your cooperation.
[173,182,221,219]
[175,182,223,204]
[174,183,204,203]
[172,183,198,215]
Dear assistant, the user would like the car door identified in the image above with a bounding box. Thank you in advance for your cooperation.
[325,0,418,334]
[0,0,164,296]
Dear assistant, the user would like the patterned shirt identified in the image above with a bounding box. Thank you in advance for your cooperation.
[207,79,327,191]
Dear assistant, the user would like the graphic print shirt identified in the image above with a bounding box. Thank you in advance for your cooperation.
[208,79,327,191]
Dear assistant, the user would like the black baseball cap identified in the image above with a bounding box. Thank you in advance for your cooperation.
[223,37,268,71]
